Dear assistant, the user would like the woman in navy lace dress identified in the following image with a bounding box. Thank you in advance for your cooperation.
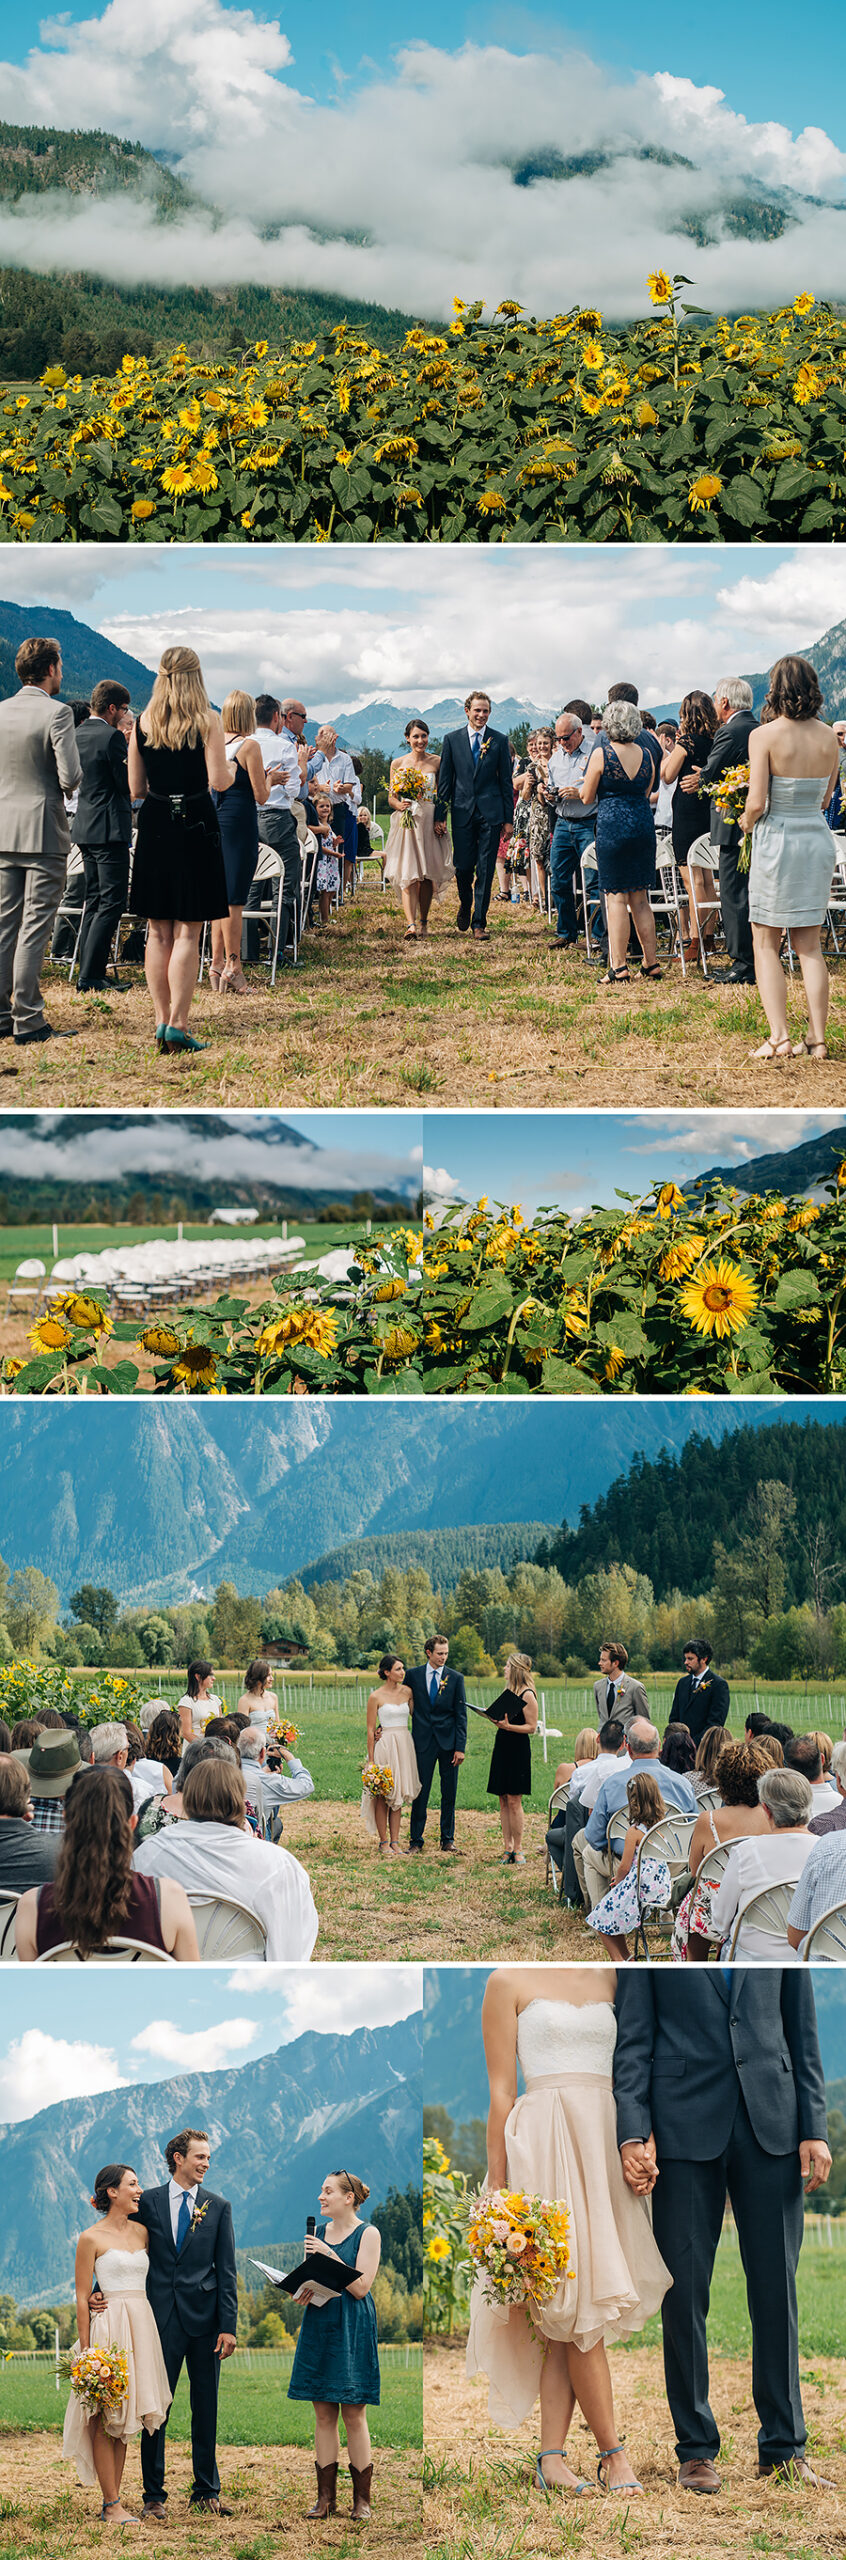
[580,698,661,986]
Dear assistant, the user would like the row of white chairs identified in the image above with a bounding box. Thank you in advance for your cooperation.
[551,1789,846,1964]
[0,1887,266,1963]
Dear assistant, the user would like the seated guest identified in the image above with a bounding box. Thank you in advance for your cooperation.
[26,1729,82,1835]
[0,1721,10,1755]
[14,1765,198,1960]
[672,1738,769,1962]
[585,1770,671,1962]
[744,1711,794,1749]
[239,1728,315,1818]
[546,1721,627,1904]
[811,1729,835,1774]
[689,1723,729,1801]
[756,1733,785,1768]
[0,1755,60,1889]
[132,1754,319,1961]
[712,1768,815,1961]
[787,1821,846,1952]
[573,1718,695,1911]
[553,1727,599,1796]
[123,1719,172,1804]
[10,1718,42,1755]
[807,1739,846,1837]
[660,1723,696,1778]
[89,1718,158,1820]
[593,1642,649,1735]
[668,1640,730,1747]
[784,1733,840,1818]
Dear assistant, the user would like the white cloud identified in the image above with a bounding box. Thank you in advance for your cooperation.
[0,2030,127,2124]
[0,11,843,317]
[0,1119,419,1195]
[624,1112,844,1162]
[130,2018,259,2070]
[227,1962,423,2036]
[423,1161,464,1203]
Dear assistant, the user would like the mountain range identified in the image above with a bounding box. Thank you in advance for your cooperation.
[0,599,155,709]
[682,1123,846,1202]
[0,1404,757,1606]
[0,2014,421,2307]
[0,1112,420,1220]
[423,1971,846,2132]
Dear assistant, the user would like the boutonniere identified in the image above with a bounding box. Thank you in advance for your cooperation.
[478,737,492,760]
[186,2199,211,2242]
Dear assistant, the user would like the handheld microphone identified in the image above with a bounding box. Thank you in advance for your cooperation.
[306,2216,316,2237]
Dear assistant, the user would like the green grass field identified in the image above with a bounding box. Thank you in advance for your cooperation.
[0,1220,399,1290]
[0,2353,421,2448]
[433,2225,846,2361]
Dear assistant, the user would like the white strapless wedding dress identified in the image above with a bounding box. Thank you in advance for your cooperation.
[62,2246,172,2488]
[466,1998,671,2424]
[361,1699,421,1833]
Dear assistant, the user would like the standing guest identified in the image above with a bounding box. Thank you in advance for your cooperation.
[14,1765,199,1960]
[210,691,271,995]
[129,647,231,1056]
[694,678,757,985]
[311,726,358,896]
[0,1753,61,1888]
[668,1642,730,1747]
[580,698,661,984]
[742,657,840,1062]
[660,693,719,963]
[787,1824,846,1951]
[486,1652,539,1869]
[435,692,514,940]
[312,789,343,925]
[288,2170,381,2524]
[177,1662,222,1745]
[546,709,595,947]
[72,680,133,993]
[593,1643,649,1737]
[406,1637,468,1854]
[247,695,306,965]
[361,1655,420,1853]
[383,720,448,940]
[0,635,82,1046]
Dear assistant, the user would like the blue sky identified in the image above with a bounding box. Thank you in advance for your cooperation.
[1,546,843,722]
[0,1965,422,2124]
[425,1112,846,1216]
[0,4,842,136]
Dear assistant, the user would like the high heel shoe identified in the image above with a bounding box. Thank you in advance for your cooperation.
[535,2450,586,2496]
[597,2443,643,2495]
[155,1023,168,1051]
[163,1026,209,1054]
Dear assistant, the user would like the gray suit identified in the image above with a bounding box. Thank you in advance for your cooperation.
[593,1671,649,1735]
[0,685,81,1035]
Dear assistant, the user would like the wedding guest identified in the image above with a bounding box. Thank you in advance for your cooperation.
[787,1823,846,1950]
[586,1770,672,1960]
[671,1738,769,1962]
[547,1721,628,1905]
[660,1725,696,1778]
[784,1734,840,1819]
[743,656,840,1062]
[689,1724,729,1802]
[26,1727,82,1835]
[668,1642,730,1747]
[579,695,661,986]
[517,728,554,914]
[177,1662,223,1744]
[807,1740,846,1836]
[210,690,271,994]
[0,1753,60,1888]
[132,1754,319,1960]
[72,680,133,994]
[0,635,82,1046]
[383,720,447,940]
[14,1765,199,1959]
[312,788,343,924]
[289,2170,381,2524]
[593,1644,649,1737]
[9,1716,43,1754]
[574,1721,695,1913]
[311,725,358,894]
[145,1710,182,1780]
[660,692,718,962]
[129,646,231,1056]
[695,678,757,985]
[361,1654,420,1852]
[712,1767,815,1960]
[546,709,595,948]
[249,694,306,963]
[486,1652,538,1868]
[239,1727,315,1819]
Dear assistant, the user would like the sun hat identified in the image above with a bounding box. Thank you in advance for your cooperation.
[27,1730,82,1797]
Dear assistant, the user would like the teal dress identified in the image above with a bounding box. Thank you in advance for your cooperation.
[287,2223,380,2406]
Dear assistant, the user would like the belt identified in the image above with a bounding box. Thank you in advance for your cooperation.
[523,2071,609,2091]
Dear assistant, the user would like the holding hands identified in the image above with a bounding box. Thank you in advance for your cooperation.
[620,2134,659,2195]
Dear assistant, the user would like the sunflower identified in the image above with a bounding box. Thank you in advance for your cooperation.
[140,1325,180,1357]
[380,1323,419,1362]
[29,1316,72,1354]
[659,1238,705,1281]
[603,1346,626,1381]
[793,293,815,317]
[477,489,507,515]
[131,499,156,520]
[2,1358,24,1381]
[688,473,722,513]
[373,1278,408,1302]
[59,1294,113,1336]
[678,1258,759,1340]
[647,269,673,306]
[171,1346,218,1389]
[656,1183,685,1216]
[161,463,192,495]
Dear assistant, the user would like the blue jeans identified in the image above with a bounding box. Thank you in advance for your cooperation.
[550,816,595,940]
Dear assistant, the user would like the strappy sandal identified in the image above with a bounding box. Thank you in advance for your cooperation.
[220,967,248,994]
[597,2444,643,2496]
[535,2450,586,2497]
[600,967,630,986]
[792,1037,828,1059]
[640,962,663,980]
[208,965,222,992]
[747,1036,792,1063]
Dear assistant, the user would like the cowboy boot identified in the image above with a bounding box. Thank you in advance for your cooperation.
[306,2461,338,2517]
[350,2462,373,2521]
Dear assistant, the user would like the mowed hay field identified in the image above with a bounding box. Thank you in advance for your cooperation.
[4,889,845,1109]
[424,2342,846,2560]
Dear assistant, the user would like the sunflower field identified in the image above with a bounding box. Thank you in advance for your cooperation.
[1,280,844,542]
[0,1660,142,1727]
[423,2138,472,2338]
[4,1167,846,1396]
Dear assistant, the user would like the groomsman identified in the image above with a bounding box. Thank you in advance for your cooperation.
[435,691,513,938]
[594,1642,649,1736]
[73,680,133,992]
[668,1641,730,1747]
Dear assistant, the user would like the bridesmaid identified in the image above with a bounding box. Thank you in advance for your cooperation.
[743,656,841,1062]
[288,2170,381,2523]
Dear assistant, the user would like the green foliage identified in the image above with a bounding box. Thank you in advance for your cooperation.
[0,1659,142,1727]
[422,2138,471,2337]
[546,1415,846,1608]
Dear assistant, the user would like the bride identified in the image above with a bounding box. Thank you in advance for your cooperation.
[63,2163,171,2526]
[361,1653,421,1852]
[383,719,451,940]
[466,1966,670,2495]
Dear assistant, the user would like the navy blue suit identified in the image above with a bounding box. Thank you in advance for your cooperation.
[407,1662,468,1847]
[613,1972,827,2468]
[138,2183,237,2508]
[435,726,514,927]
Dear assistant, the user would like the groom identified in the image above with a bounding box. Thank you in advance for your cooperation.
[613,1973,831,2494]
[406,1636,467,1853]
[435,690,514,938]
[139,2127,238,2518]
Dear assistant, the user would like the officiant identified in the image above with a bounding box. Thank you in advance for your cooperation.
[287,2170,382,2524]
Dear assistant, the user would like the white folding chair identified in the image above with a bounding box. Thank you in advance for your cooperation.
[802,1902,846,1962]
[690,1837,748,1947]
[825,849,846,955]
[6,1259,47,1319]
[726,1879,796,1962]
[633,1814,697,1959]
[186,1894,268,1960]
[0,1891,20,1961]
[35,1937,177,1964]
[686,842,723,978]
[580,848,604,959]
[545,1783,568,1893]
[649,854,688,975]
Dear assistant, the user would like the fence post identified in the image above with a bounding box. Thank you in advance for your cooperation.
[55,2324,60,2393]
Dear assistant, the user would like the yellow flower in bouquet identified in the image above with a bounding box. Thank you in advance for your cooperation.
[393,762,435,829]
[272,1719,301,1749]
[465,2188,573,2316]
[703,760,752,871]
[361,1758,394,1801]
[69,2344,129,2422]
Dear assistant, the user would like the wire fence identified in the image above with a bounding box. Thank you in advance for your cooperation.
[4,2341,422,2372]
[135,1673,846,1732]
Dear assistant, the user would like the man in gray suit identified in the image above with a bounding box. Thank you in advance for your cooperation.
[593,1641,649,1736]
[614,1972,832,2495]
[0,634,82,1045]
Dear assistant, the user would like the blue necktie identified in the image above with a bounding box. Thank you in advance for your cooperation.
[471,732,481,766]
[428,1667,437,1699]
[175,2192,192,2253]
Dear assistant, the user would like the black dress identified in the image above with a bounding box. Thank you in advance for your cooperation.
[487,1689,532,1798]
[671,729,714,866]
[214,748,259,907]
[131,733,228,923]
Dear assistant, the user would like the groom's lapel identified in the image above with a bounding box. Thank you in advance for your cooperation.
[152,2185,176,2253]
[710,1970,730,2006]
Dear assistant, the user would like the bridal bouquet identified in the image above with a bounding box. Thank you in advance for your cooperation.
[68,2344,129,2424]
[466,2189,572,2315]
[393,765,434,828]
[703,761,752,872]
[361,1758,395,1801]
[271,1718,300,1749]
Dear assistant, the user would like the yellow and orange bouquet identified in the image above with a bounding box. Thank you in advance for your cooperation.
[69,2343,129,2425]
[392,764,435,828]
[361,1758,395,1801]
[703,761,752,871]
[271,1718,301,1750]
[466,2188,573,2312]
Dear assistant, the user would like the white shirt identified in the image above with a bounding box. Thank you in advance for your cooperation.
[810,1779,840,1817]
[133,1820,319,1961]
[578,1749,632,1812]
[712,1831,816,1962]
[312,747,355,799]
[169,2177,199,2243]
[253,726,303,810]
[654,775,676,828]
[130,1761,167,1809]
[467,725,487,754]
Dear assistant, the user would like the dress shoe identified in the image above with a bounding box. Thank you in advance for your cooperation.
[77,978,130,994]
[190,2497,234,2515]
[711,967,755,986]
[142,2501,167,2518]
[403,1842,423,1854]
[678,2460,720,2494]
[440,1841,458,1853]
[758,2456,833,2487]
[456,907,472,933]
[0,1023,14,1038]
[471,927,490,941]
[13,1024,79,1044]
